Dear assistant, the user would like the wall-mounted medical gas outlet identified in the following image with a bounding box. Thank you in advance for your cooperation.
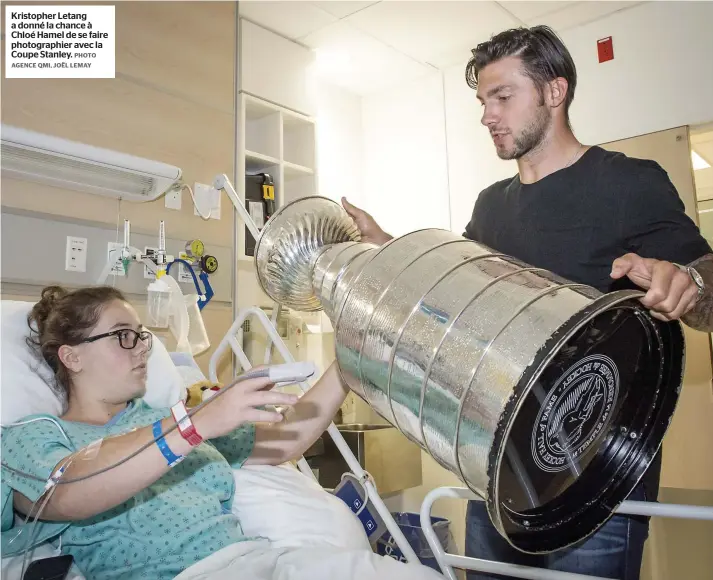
[107,242,126,277]
[144,246,159,279]
[65,236,88,272]
[194,182,221,220]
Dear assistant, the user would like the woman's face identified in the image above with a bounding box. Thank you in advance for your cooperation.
[72,299,151,404]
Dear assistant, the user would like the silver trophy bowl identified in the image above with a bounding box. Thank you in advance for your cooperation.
[254,196,684,553]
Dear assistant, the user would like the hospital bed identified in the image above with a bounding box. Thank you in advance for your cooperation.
[3,296,713,580]
[0,299,380,579]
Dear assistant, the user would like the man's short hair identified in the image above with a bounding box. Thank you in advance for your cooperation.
[466,25,577,117]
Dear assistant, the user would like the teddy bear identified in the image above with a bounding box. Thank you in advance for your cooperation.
[185,380,221,408]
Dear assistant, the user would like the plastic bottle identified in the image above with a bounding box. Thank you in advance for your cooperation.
[146,278,172,328]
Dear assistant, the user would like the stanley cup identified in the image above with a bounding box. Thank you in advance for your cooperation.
[253,196,685,553]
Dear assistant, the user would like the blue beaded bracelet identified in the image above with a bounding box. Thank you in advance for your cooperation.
[153,420,184,467]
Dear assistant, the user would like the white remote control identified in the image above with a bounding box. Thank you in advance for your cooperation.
[268,361,317,385]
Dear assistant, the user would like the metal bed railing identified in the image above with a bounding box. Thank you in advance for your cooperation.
[420,486,713,580]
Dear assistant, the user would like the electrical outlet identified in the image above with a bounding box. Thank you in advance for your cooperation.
[165,188,182,210]
[65,236,88,272]
[107,242,126,277]
[194,182,221,220]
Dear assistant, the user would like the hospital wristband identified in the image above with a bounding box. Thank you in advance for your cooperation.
[152,420,185,467]
[171,401,203,447]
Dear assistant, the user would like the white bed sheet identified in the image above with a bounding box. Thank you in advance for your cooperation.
[1,462,403,580]
[174,540,444,580]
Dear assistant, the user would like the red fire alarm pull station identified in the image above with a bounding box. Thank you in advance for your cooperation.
[597,36,614,63]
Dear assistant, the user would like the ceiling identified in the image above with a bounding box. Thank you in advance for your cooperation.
[238,0,646,95]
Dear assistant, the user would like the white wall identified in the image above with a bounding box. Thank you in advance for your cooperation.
[443,1,713,233]
[563,1,713,146]
[315,80,365,207]
[443,64,517,235]
[361,71,451,236]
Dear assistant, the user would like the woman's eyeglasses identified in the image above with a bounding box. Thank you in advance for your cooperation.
[82,329,153,351]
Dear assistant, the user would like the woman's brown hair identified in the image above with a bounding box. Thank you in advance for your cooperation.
[27,285,127,400]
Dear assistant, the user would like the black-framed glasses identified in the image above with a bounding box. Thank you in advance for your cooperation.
[82,329,153,351]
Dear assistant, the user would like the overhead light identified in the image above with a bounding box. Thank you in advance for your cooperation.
[692,150,711,171]
[1,124,182,202]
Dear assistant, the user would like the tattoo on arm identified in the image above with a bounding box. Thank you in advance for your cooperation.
[682,253,713,332]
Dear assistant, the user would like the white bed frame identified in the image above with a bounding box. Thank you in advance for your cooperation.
[208,306,713,580]
[420,487,713,580]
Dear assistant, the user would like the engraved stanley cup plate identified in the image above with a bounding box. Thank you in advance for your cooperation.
[254,196,685,553]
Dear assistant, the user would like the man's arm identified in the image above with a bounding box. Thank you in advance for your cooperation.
[681,253,713,331]
[611,158,713,331]
[611,252,713,332]
[341,198,393,246]
[245,362,349,466]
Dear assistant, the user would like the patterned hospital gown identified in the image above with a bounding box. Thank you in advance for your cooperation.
[1,399,256,580]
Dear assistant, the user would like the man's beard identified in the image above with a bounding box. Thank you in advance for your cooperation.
[497,105,551,160]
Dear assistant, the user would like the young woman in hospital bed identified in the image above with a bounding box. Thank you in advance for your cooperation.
[1,286,443,580]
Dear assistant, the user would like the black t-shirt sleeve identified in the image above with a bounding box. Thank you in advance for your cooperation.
[620,160,711,265]
[462,188,491,242]
[463,214,476,240]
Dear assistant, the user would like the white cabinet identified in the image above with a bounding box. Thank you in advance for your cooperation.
[238,18,316,116]
[237,93,318,260]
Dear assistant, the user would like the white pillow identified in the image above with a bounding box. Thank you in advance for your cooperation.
[231,463,372,551]
[143,336,186,409]
[0,300,185,425]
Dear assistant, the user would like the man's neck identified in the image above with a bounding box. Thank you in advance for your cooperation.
[517,128,585,185]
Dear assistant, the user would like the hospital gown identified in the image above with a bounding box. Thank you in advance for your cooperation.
[1,399,256,580]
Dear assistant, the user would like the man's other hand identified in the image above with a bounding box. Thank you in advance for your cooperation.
[610,253,699,321]
[341,197,393,246]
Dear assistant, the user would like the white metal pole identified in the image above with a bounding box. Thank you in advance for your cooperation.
[264,304,281,365]
[617,500,713,520]
[442,554,613,580]
[214,173,261,241]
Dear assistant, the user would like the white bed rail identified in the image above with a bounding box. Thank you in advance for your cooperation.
[420,486,713,580]
[208,305,420,565]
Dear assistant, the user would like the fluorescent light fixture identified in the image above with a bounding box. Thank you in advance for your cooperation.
[692,150,711,171]
[1,124,182,202]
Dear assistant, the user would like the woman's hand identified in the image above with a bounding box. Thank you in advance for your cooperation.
[192,374,299,440]
[246,361,350,466]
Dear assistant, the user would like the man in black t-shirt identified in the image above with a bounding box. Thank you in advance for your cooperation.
[342,25,713,580]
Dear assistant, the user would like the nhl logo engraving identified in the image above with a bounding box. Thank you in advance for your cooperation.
[531,354,619,473]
